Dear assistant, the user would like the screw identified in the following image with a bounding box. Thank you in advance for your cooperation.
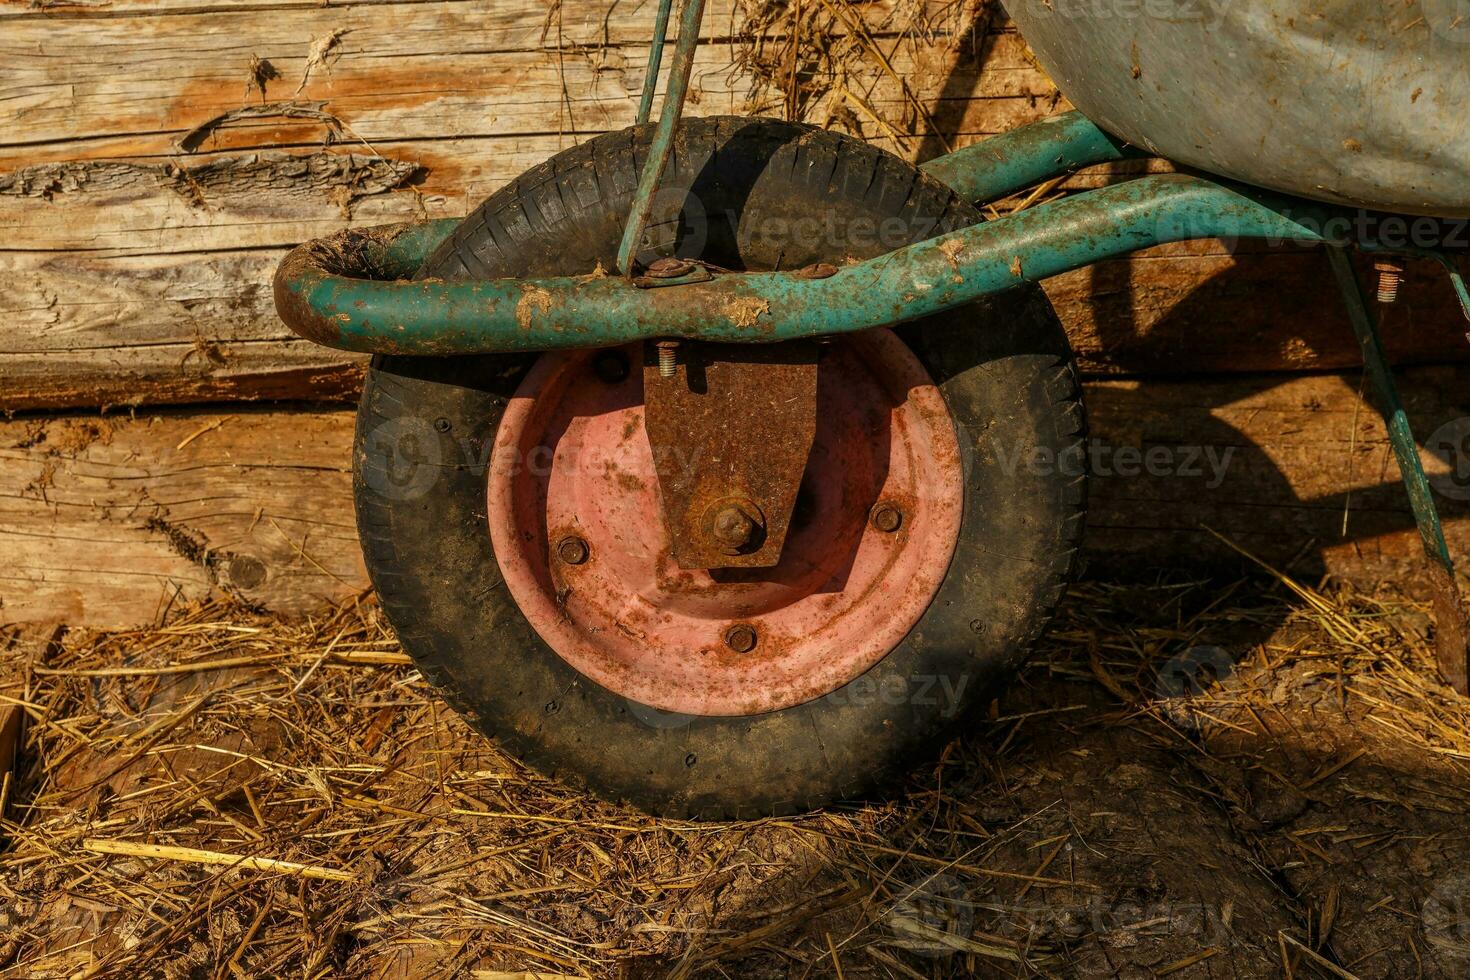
[593,349,629,384]
[556,535,589,565]
[433,417,451,433]
[711,502,762,554]
[871,502,903,533]
[655,340,678,378]
[724,624,758,653]
[1375,259,1404,304]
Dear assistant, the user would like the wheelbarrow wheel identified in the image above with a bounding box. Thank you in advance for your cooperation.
[354,117,1085,818]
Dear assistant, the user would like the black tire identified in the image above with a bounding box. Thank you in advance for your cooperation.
[354,116,1085,818]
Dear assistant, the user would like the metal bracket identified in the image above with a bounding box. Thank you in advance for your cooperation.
[642,340,818,569]
[633,268,714,290]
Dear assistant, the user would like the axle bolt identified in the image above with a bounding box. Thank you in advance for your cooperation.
[1374,259,1404,304]
[724,624,758,654]
[871,502,903,533]
[711,502,762,554]
[655,340,679,378]
[556,535,589,565]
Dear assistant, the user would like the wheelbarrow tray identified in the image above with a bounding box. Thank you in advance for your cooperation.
[1006,0,1470,217]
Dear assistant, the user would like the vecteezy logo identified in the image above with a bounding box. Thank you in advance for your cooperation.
[1425,418,1470,501]
[622,696,696,730]
[1424,874,1470,960]
[1425,0,1470,43]
[1154,645,1236,729]
[361,417,443,501]
[883,873,975,958]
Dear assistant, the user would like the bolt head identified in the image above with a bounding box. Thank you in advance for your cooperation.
[707,499,765,555]
[556,535,589,565]
[724,624,758,653]
[712,505,759,552]
[871,503,903,533]
[645,257,695,279]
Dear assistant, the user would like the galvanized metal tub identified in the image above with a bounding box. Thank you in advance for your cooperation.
[1004,0,1470,217]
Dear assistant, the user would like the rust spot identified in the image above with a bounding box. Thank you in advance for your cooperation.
[1010,255,1024,277]
[724,297,770,328]
[515,285,553,331]
[1342,138,1364,154]
[938,238,966,269]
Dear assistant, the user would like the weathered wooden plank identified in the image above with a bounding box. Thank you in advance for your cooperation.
[5,367,1470,627]
[0,411,364,626]
[1,3,1039,153]
[1086,364,1470,585]
[1046,245,1470,376]
[0,247,366,410]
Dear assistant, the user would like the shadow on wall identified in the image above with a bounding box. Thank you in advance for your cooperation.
[912,3,1470,592]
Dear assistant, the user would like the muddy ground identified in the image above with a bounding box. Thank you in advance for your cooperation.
[1,571,1468,978]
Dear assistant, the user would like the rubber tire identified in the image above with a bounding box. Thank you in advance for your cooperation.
[355,116,1085,819]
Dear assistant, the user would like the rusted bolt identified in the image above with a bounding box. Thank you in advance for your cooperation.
[724,624,758,654]
[593,349,630,384]
[871,502,903,533]
[794,262,840,280]
[655,340,679,378]
[1375,259,1405,304]
[433,417,451,433]
[645,256,695,279]
[556,535,589,565]
[709,500,764,554]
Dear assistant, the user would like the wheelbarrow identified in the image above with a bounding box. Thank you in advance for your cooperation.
[273,0,1470,818]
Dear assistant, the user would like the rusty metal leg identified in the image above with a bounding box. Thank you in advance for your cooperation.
[1327,246,1470,693]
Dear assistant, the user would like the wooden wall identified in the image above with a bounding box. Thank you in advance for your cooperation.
[5,0,1470,626]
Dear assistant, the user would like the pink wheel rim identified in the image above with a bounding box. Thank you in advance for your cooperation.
[487,330,964,716]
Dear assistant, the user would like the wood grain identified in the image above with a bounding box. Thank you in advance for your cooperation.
[6,367,1470,627]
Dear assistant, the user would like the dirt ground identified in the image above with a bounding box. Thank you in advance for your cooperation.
[2,567,1469,978]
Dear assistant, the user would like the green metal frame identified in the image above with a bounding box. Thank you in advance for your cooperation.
[275,171,1374,355]
[617,0,705,276]
[919,110,1143,203]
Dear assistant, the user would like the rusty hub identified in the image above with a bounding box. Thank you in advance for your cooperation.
[484,330,965,716]
[642,340,818,570]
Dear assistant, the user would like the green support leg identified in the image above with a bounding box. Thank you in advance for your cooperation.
[1327,246,1470,693]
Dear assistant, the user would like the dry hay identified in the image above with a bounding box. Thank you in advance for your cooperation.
[729,0,1016,155]
[3,559,1470,977]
